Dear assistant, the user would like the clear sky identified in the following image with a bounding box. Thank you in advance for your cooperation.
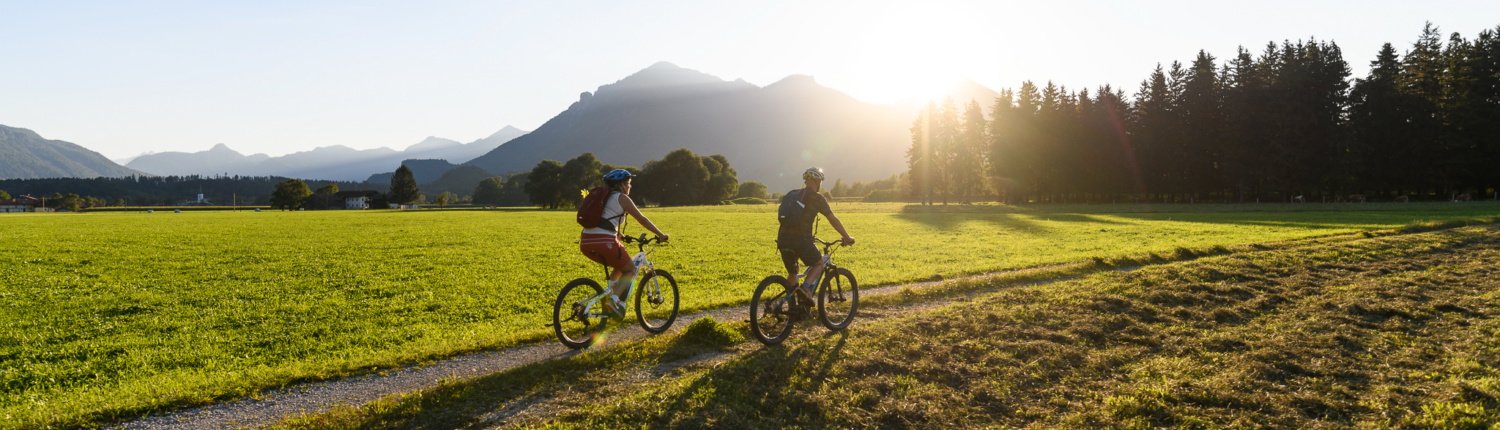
[2,0,1496,159]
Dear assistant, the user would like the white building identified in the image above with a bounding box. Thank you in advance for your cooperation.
[334,190,382,210]
[0,196,50,213]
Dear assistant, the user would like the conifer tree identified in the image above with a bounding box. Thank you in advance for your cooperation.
[388,165,420,205]
[906,101,938,205]
[957,99,989,202]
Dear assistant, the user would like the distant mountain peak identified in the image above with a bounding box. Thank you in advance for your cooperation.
[404,136,462,152]
[208,143,237,152]
[768,74,818,87]
[646,61,681,70]
[488,125,526,139]
[599,61,735,93]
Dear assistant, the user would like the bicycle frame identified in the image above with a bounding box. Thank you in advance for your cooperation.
[575,234,664,319]
[795,237,844,297]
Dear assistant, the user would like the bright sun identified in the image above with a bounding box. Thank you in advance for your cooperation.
[826,1,989,104]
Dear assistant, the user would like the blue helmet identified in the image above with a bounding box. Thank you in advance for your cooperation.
[602,169,634,181]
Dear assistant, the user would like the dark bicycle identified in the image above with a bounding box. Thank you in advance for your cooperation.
[749,236,858,345]
[550,233,679,349]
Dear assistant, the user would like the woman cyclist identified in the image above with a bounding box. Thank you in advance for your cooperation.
[580,169,669,319]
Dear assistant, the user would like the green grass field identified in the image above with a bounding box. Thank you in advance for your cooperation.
[3,202,1500,428]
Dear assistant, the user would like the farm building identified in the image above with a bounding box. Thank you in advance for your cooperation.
[334,190,382,210]
[0,195,53,213]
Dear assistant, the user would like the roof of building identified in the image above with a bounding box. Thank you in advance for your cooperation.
[334,190,382,199]
[0,195,42,206]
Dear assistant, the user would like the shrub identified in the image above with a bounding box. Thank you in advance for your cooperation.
[864,189,902,202]
[679,317,743,348]
[728,197,767,205]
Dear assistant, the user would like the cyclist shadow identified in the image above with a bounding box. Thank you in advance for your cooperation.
[641,328,851,429]
[807,330,850,393]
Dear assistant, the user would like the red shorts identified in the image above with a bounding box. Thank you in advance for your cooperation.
[580,233,633,273]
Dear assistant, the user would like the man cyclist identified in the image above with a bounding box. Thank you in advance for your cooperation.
[779,167,855,306]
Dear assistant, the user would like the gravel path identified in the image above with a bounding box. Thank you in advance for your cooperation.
[109,264,1091,430]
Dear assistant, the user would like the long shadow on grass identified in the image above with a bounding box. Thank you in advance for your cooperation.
[894,212,1050,232]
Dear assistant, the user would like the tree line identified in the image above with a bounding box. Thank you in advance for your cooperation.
[0,175,383,208]
[472,148,748,208]
[908,22,1500,204]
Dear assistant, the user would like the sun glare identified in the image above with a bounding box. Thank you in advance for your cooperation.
[827,1,991,104]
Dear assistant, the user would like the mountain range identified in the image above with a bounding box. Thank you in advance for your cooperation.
[464,62,916,191]
[122,126,527,181]
[0,125,147,179]
[3,62,1008,189]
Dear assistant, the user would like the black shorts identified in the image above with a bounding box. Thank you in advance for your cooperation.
[776,233,820,275]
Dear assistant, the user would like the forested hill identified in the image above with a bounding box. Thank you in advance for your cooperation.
[0,125,147,179]
[900,23,1500,204]
[464,62,911,191]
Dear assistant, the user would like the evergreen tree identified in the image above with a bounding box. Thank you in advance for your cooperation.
[933,97,961,204]
[987,89,1017,202]
[956,99,989,202]
[906,101,938,204]
[388,165,420,204]
[1132,64,1176,200]
[1350,43,1419,194]
[1179,50,1226,196]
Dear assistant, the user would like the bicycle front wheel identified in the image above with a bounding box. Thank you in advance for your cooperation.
[635,269,679,334]
[750,276,797,345]
[818,267,859,331]
[553,278,606,350]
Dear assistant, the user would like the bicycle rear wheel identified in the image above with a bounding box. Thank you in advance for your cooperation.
[818,267,859,331]
[635,269,679,334]
[750,276,797,345]
[553,278,606,349]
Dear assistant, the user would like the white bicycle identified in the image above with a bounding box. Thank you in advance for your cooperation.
[550,234,679,349]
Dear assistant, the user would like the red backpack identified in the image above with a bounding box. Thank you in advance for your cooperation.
[576,187,622,230]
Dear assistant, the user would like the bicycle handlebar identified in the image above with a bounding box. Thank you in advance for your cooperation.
[622,233,668,247]
[812,236,852,252]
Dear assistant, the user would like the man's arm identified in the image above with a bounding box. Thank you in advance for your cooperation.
[818,195,854,246]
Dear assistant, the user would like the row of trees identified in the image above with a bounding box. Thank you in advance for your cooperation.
[0,175,383,207]
[472,148,743,208]
[2,191,121,211]
[908,23,1500,204]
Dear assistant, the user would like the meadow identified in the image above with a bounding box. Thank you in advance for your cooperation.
[3,202,1500,428]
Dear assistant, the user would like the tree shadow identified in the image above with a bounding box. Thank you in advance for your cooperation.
[894,212,1048,232]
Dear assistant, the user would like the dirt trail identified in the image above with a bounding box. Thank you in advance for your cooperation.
[109,264,1103,430]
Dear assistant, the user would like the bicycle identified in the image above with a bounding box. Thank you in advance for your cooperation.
[550,233,679,349]
[749,236,858,345]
